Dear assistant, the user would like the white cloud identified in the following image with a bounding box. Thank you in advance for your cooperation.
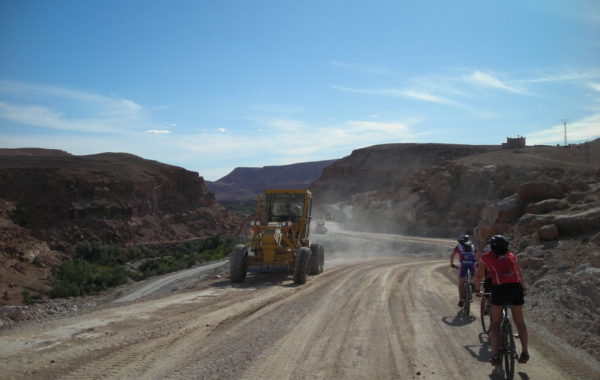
[0,80,143,117]
[330,85,453,104]
[588,82,600,92]
[0,80,149,133]
[216,128,227,133]
[464,71,521,93]
[515,68,600,84]
[526,113,600,145]
[145,129,171,134]
[400,90,452,104]
[0,102,122,133]
[158,117,425,168]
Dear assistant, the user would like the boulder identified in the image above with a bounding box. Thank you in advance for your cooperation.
[525,199,561,214]
[539,224,559,241]
[566,191,586,203]
[519,256,545,270]
[516,182,565,202]
[480,195,522,224]
[554,208,600,235]
[473,222,511,247]
[426,171,453,209]
[514,213,553,236]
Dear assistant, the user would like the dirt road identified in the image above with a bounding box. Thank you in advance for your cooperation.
[1,230,599,379]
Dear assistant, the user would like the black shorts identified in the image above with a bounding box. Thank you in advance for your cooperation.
[483,277,493,293]
[491,283,524,306]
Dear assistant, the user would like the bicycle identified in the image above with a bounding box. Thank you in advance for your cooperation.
[452,264,473,316]
[495,304,518,380]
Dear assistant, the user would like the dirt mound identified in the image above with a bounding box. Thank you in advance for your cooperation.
[0,149,244,306]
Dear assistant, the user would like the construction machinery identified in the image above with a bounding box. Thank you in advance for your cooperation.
[229,189,324,284]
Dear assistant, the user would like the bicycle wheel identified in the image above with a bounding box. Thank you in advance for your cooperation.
[506,322,516,379]
[500,319,516,380]
[480,296,490,334]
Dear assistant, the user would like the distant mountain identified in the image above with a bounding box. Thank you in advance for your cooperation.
[206,159,338,203]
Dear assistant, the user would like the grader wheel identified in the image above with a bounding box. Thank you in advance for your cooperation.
[229,245,248,283]
[309,243,324,275]
[293,247,311,284]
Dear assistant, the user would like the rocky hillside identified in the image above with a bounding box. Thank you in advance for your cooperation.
[311,143,496,205]
[0,148,244,306]
[207,159,337,204]
[311,140,600,359]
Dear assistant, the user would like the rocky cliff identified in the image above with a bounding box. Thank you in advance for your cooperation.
[311,143,497,205]
[0,148,243,305]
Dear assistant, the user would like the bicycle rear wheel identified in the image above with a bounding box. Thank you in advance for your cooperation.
[480,296,490,334]
[500,320,516,380]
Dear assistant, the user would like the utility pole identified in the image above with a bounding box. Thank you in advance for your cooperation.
[562,119,568,146]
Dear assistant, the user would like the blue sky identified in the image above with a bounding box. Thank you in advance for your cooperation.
[1,1,599,181]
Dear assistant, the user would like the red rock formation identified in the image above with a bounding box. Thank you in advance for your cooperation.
[0,149,244,305]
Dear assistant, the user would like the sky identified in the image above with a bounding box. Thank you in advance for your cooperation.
[1,1,599,181]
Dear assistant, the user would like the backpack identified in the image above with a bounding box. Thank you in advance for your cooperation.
[459,242,476,262]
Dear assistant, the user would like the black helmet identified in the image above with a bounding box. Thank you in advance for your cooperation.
[489,235,509,254]
[457,234,470,244]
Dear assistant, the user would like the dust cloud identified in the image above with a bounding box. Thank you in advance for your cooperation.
[309,219,451,262]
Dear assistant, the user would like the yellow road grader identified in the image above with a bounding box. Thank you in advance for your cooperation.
[229,189,324,284]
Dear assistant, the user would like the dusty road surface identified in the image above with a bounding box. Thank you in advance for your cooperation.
[1,229,599,379]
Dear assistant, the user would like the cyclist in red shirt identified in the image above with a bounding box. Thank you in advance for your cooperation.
[478,243,493,315]
[472,235,529,365]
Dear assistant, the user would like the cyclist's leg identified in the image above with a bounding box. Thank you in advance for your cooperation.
[457,265,467,304]
[467,265,475,292]
[483,277,492,313]
[511,305,528,358]
[489,305,503,357]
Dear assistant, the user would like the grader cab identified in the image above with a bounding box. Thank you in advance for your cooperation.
[229,189,324,284]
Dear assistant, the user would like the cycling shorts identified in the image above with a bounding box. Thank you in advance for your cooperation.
[491,283,524,306]
[458,263,475,278]
[483,277,493,293]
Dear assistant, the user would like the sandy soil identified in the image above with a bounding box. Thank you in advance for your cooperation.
[1,228,598,379]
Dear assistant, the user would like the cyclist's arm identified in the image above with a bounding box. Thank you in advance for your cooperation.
[515,259,526,293]
[450,248,458,267]
[472,261,486,291]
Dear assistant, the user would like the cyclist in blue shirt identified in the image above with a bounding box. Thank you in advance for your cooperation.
[450,234,477,307]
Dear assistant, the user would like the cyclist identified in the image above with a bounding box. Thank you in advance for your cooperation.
[479,244,493,315]
[472,235,529,365]
[450,234,477,308]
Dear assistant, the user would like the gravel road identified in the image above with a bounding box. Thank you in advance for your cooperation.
[1,226,598,379]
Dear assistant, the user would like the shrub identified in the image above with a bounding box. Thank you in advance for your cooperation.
[21,289,42,305]
[49,258,129,298]
[51,236,242,297]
